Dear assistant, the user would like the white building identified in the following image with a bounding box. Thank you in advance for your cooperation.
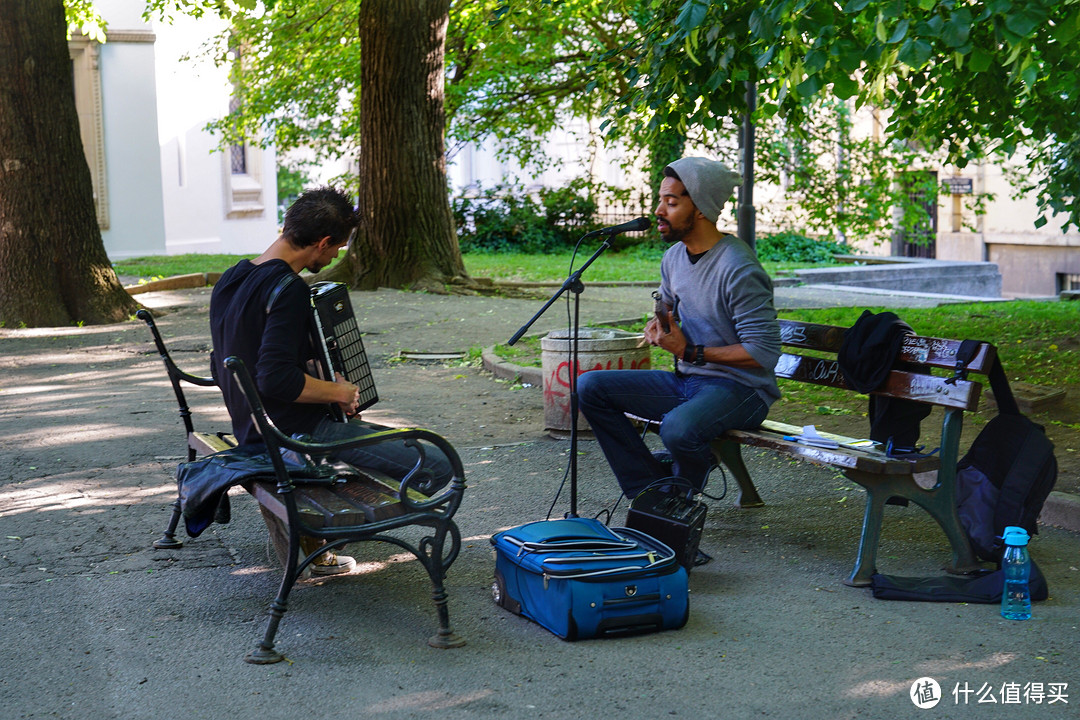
[70,0,277,260]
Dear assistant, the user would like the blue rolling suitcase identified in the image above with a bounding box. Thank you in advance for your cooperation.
[491,517,689,640]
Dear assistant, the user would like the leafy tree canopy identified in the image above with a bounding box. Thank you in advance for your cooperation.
[609,0,1080,230]
[142,0,649,178]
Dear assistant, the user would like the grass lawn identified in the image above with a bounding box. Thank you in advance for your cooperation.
[112,250,821,284]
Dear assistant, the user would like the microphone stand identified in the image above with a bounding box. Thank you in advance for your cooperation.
[507,236,615,518]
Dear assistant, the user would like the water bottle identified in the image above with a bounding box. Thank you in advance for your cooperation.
[1000,526,1032,621]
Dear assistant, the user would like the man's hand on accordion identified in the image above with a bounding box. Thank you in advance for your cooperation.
[297,372,361,418]
[335,373,362,419]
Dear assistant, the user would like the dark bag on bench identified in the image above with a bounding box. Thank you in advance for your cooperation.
[954,341,1057,562]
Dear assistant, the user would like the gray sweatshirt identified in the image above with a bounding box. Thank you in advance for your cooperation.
[659,234,782,406]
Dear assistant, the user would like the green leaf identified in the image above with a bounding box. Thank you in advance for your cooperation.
[706,67,728,92]
[887,18,910,44]
[756,45,777,69]
[1019,55,1039,88]
[804,49,828,74]
[842,0,872,13]
[832,73,859,98]
[942,8,972,47]
[1051,12,1080,43]
[675,0,708,31]
[968,47,993,71]
[1004,6,1048,37]
[796,74,824,97]
[897,38,933,68]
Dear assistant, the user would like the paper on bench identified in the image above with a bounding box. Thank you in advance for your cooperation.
[796,425,839,449]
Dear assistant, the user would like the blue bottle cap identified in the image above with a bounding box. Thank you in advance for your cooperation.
[1003,526,1030,546]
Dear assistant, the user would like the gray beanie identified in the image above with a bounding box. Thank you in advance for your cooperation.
[664,157,742,224]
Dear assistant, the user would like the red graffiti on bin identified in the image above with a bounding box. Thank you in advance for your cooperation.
[543,357,651,418]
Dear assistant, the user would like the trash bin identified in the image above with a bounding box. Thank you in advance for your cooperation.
[541,328,651,438]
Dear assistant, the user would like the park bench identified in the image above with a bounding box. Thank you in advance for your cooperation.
[641,319,995,587]
[138,309,467,664]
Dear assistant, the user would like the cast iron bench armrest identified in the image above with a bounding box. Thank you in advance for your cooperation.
[223,355,464,514]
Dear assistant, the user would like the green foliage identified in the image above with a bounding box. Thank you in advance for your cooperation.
[276,162,312,223]
[65,0,106,40]
[452,180,604,254]
[755,232,849,263]
[605,0,1080,231]
[754,98,979,245]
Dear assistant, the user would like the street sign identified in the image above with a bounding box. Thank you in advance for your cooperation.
[942,177,973,194]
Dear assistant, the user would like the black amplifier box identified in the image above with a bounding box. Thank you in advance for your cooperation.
[625,488,707,572]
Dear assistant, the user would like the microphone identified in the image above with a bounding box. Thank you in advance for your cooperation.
[583,217,651,238]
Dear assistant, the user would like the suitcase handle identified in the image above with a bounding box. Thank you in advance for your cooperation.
[510,538,639,555]
[543,563,665,580]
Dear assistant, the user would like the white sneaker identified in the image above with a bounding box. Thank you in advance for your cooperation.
[309,552,356,576]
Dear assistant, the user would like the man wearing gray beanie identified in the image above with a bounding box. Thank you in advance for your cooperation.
[578,157,781,505]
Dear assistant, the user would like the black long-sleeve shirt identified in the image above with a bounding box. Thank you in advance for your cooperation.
[209,259,327,444]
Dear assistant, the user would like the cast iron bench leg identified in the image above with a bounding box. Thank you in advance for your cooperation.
[844,469,888,587]
[711,439,765,508]
[152,498,184,550]
[908,484,980,577]
[423,522,466,650]
[245,522,305,664]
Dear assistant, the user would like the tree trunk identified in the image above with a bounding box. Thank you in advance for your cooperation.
[0,1,138,328]
[324,0,465,292]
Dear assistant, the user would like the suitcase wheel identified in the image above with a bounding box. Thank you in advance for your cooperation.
[492,569,521,614]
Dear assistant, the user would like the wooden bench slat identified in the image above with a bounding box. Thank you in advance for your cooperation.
[296,486,371,528]
[729,420,941,475]
[190,431,236,455]
[775,353,982,411]
[778,319,996,373]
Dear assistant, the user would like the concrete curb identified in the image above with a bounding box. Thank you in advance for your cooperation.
[799,282,1009,304]
[1039,492,1080,533]
[481,345,542,387]
[124,272,221,295]
[481,347,1080,535]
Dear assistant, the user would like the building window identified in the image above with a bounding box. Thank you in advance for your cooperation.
[69,35,109,229]
[230,144,248,175]
[1057,273,1080,293]
[222,46,264,218]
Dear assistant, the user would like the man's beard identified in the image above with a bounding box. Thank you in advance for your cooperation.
[661,215,694,244]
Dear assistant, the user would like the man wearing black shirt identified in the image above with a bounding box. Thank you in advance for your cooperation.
[209,187,452,574]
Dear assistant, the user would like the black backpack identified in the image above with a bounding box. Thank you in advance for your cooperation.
[955,340,1057,563]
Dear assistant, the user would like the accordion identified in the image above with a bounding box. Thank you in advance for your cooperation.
[310,281,379,422]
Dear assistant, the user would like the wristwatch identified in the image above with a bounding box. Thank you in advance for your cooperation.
[683,344,707,366]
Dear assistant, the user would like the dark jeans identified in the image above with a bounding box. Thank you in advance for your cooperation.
[577,370,769,498]
[310,416,453,495]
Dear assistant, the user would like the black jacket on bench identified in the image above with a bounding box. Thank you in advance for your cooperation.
[838,310,932,449]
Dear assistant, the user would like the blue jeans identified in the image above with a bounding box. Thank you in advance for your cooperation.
[309,417,453,495]
[577,370,769,498]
